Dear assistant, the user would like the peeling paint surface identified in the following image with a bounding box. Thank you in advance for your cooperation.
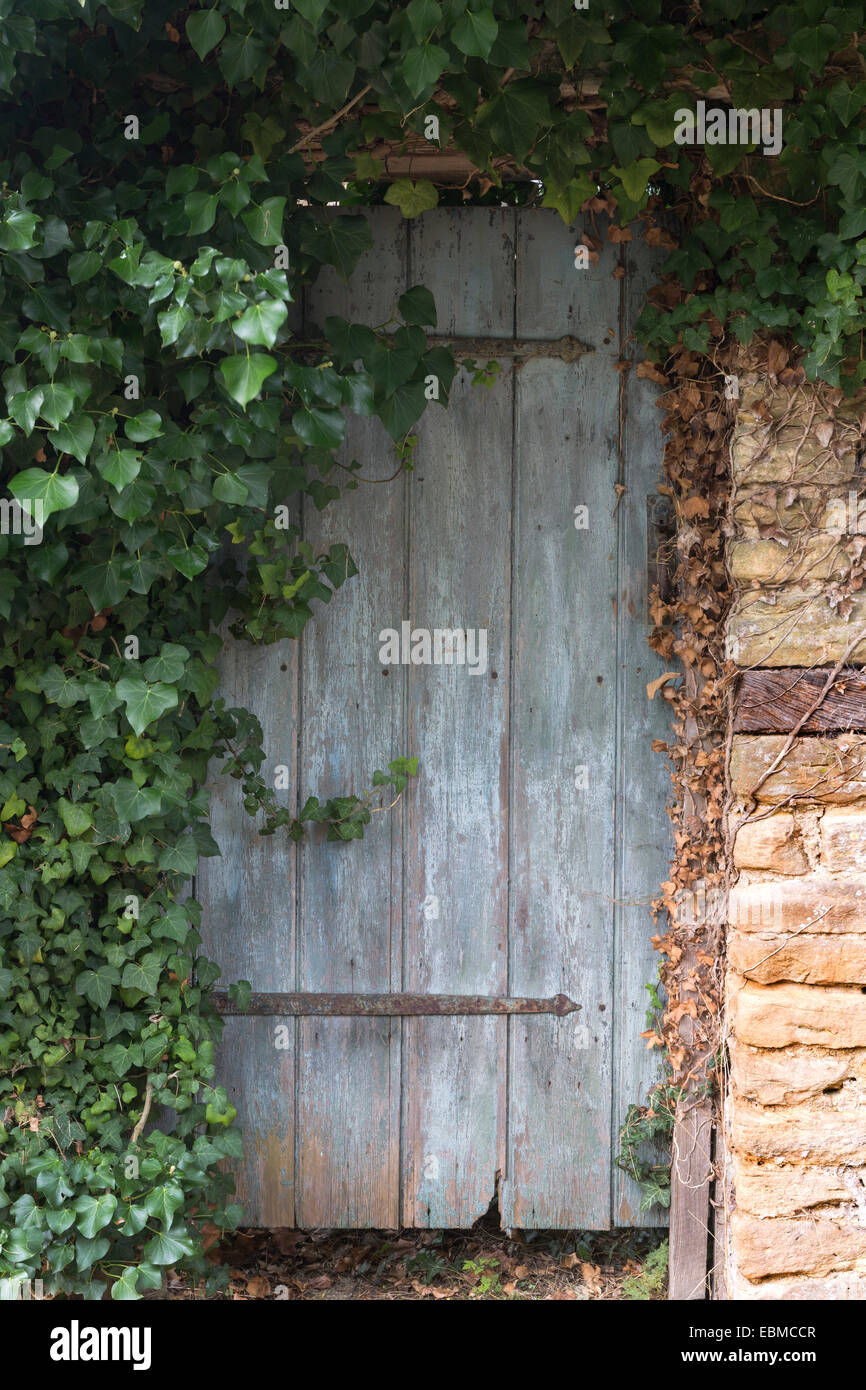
[199,209,672,1229]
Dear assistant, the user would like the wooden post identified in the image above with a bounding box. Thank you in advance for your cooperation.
[669,1088,714,1299]
[667,658,720,1299]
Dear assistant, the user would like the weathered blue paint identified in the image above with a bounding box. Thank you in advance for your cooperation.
[199,207,672,1229]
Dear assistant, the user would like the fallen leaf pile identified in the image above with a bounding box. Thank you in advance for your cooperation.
[149,1217,667,1302]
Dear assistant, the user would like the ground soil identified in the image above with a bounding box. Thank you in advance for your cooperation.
[164,1211,669,1300]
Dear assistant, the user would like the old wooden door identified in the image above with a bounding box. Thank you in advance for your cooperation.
[198,207,672,1230]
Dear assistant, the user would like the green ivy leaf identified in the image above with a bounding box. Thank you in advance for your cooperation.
[219,352,278,408]
[57,797,94,837]
[212,470,248,504]
[383,180,439,219]
[477,81,550,164]
[109,479,157,522]
[185,9,226,61]
[292,406,345,450]
[158,303,195,347]
[9,468,78,520]
[68,251,102,285]
[398,285,437,326]
[378,380,426,439]
[142,643,189,683]
[75,965,120,1010]
[219,33,269,88]
[124,410,163,442]
[400,42,449,97]
[110,1266,142,1300]
[39,383,76,429]
[45,1208,76,1235]
[143,1226,196,1265]
[0,208,39,251]
[47,413,94,464]
[233,298,288,347]
[144,1181,185,1229]
[73,1193,118,1240]
[120,954,162,995]
[110,780,163,823]
[610,158,660,203]
[452,9,498,59]
[96,448,141,491]
[241,197,286,247]
[115,677,179,735]
[157,838,199,874]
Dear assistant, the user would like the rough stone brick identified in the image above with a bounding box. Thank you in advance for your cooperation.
[726,377,866,1299]
[728,929,866,984]
[821,805,866,871]
[733,812,807,874]
[728,536,842,585]
[730,735,866,804]
[728,589,866,666]
[728,976,866,1048]
[730,1040,866,1104]
[731,390,861,485]
[730,878,866,934]
[732,1086,866,1164]
[731,1212,866,1280]
[731,1268,866,1300]
[732,1158,852,1217]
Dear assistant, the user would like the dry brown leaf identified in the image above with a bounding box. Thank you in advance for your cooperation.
[646,671,681,700]
[767,339,789,377]
[682,494,710,519]
[815,420,834,448]
[636,359,669,385]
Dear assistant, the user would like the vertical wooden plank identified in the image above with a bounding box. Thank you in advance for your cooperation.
[669,1089,713,1298]
[514,209,621,353]
[296,210,406,1228]
[503,211,622,1228]
[401,209,514,1226]
[196,258,304,1226]
[612,232,673,1225]
[198,636,298,1226]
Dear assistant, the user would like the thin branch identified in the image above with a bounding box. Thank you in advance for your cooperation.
[289,85,373,155]
[130,1082,153,1146]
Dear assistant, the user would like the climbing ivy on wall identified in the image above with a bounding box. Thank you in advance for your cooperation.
[1,0,864,1297]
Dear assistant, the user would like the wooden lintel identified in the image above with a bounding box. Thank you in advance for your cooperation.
[734,667,866,733]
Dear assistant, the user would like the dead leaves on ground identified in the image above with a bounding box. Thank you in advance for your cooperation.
[156,1225,664,1302]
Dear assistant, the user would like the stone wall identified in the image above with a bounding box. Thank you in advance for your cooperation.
[724,374,866,1298]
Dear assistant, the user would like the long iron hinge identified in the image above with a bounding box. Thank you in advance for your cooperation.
[211,991,580,1017]
[425,334,591,362]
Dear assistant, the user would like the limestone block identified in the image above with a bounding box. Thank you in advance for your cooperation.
[731,1212,866,1279]
[728,977,866,1048]
[732,1087,866,1164]
[730,1040,866,1105]
[728,930,866,984]
[730,1267,866,1299]
[728,536,843,585]
[730,878,866,934]
[730,736,866,804]
[728,589,866,666]
[733,812,807,874]
[732,1157,852,1216]
[821,805,866,871]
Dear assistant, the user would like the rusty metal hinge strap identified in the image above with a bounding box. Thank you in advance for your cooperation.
[425,334,591,362]
[211,991,580,1017]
